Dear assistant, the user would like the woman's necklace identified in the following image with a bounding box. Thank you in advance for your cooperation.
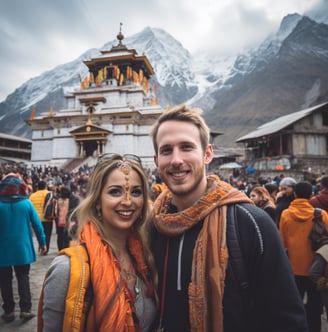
[117,251,141,295]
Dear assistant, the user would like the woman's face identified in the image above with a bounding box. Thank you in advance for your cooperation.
[99,167,144,233]
[250,191,261,205]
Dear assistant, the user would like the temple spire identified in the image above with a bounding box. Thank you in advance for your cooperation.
[111,22,126,50]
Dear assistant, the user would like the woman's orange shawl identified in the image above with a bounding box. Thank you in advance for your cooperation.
[79,223,152,331]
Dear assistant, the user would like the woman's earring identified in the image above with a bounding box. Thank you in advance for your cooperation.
[97,207,102,222]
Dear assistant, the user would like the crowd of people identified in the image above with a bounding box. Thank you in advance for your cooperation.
[0,104,328,331]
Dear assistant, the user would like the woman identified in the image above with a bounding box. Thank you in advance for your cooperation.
[38,154,157,331]
[0,173,47,322]
[55,186,70,251]
[249,186,276,222]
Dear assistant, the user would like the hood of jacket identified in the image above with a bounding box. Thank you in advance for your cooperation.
[286,198,315,222]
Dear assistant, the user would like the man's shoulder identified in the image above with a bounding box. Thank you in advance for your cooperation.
[228,202,271,225]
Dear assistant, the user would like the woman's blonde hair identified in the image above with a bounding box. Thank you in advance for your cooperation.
[72,156,158,302]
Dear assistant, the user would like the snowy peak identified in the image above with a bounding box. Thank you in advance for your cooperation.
[102,27,194,87]
[0,13,327,148]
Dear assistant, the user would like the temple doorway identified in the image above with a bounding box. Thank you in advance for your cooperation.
[84,140,98,157]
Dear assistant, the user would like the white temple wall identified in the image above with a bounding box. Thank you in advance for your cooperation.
[52,137,78,159]
[31,139,53,161]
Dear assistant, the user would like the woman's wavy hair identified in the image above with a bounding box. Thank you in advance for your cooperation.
[250,186,275,208]
[75,157,149,234]
[72,156,158,302]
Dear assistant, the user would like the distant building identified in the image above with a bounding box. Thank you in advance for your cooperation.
[236,102,328,176]
[0,133,31,164]
[25,27,164,170]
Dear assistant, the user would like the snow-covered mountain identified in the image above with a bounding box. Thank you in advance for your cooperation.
[0,12,328,147]
[205,13,328,145]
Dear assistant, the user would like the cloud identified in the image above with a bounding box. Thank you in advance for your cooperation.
[0,0,326,101]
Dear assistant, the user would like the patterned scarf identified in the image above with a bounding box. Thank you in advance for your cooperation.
[0,173,28,202]
[152,175,252,331]
[80,222,153,331]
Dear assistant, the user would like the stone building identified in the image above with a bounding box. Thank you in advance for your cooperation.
[0,133,31,164]
[26,28,164,170]
[236,102,328,178]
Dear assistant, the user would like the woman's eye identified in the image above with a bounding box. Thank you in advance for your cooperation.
[131,188,143,197]
[108,188,122,196]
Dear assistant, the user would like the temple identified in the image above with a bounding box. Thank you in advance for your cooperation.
[26,25,164,170]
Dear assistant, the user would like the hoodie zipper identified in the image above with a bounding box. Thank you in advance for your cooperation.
[177,233,185,291]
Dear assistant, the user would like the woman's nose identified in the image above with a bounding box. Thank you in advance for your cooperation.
[121,191,132,204]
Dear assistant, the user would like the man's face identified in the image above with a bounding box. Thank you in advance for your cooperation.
[279,185,294,197]
[154,120,213,203]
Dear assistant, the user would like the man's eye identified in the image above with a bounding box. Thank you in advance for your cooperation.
[181,145,193,151]
[160,147,171,155]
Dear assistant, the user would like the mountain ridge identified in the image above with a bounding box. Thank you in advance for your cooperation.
[0,13,328,147]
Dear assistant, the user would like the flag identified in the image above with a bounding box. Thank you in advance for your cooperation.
[133,71,139,84]
[30,107,35,120]
[139,69,144,83]
[119,73,124,86]
[82,76,89,89]
[90,72,94,84]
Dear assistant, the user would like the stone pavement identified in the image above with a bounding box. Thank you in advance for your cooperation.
[1,230,328,331]
[0,230,57,332]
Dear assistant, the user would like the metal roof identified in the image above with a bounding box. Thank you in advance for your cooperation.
[0,132,32,143]
[236,102,328,142]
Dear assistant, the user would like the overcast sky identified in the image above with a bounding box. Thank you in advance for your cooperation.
[0,0,326,101]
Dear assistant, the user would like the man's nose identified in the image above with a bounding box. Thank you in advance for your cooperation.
[170,149,183,165]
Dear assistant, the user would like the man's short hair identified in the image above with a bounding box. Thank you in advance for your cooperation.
[150,104,210,154]
[294,181,312,199]
[38,180,47,190]
[320,176,328,188]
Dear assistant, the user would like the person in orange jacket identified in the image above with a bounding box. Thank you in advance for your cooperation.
[280,181,328,332]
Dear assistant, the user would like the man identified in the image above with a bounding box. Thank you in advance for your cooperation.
[29,180,54,253]
[0,173,47,322]
[275,176,296,227]
[310,175,328,211]
[280,181,328,332]
[149,104,308,331]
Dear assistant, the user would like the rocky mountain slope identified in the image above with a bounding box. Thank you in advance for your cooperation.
[0,13,327,147]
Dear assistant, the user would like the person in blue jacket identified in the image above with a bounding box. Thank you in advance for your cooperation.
[0,173,47,323]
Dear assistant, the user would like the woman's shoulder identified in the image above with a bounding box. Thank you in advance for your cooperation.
[47,255,70,280]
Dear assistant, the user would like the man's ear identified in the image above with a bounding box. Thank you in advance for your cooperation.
[154,155,158,167]
[204,144,214,165]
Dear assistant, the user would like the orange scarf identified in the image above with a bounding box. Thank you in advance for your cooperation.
[152,175,252,331]
[80,223,153,331]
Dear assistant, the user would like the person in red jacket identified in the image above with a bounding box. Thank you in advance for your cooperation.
[280,181,328,332]
[310,175,328,212]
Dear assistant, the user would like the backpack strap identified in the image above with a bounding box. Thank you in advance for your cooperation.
[314,207,322,220]
[61,244,93,332]
[226,203,261,315]
[226,204,250,298]
[37,244,93,332]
